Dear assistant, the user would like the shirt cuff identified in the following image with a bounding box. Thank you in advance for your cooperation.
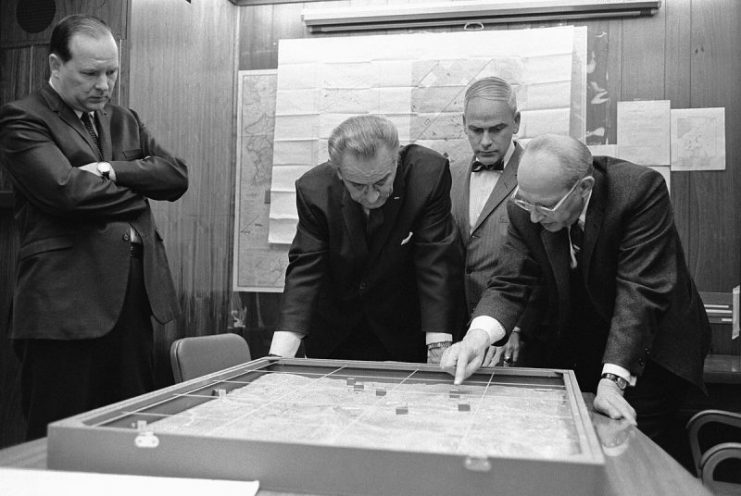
[269,330,303,357]
[425,332,453,345]
[602,363,637,387]
[469,316,506,346]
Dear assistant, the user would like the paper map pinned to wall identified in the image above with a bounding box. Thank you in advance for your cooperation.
[233,70,289,291]
[234,26,588,291]
[268,26,587,245]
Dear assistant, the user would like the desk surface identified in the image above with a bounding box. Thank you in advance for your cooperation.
[0,409,712,496]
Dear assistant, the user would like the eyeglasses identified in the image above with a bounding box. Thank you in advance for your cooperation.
[512,178,584,216]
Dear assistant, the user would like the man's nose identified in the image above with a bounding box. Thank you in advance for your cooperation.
[529,209,545,224]
[364,187,380,203]
[94,74,109,91]
[480,131,493,147]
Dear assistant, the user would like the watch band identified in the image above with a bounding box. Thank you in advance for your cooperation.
[601,372,628,390]
[427,341,452,350]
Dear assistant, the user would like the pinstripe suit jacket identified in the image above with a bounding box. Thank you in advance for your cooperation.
[451,143,523,316]
[451,143,543,339]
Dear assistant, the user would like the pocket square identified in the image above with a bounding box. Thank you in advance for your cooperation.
[400,232,413,245]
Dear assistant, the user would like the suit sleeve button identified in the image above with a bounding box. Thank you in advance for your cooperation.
[123,233,130,241]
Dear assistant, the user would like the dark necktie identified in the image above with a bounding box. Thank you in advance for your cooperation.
[472,159,504,173]
[366,208,384,240]
[80,112,102,157]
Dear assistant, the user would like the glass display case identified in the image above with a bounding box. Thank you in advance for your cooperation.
[48,358,604,496]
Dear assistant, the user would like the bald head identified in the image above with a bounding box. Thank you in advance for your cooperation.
[515,134,594,231]
[518,134,593,192]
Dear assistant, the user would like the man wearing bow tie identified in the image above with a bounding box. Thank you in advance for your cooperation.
[442,134,710,447]
[450,77,540,366]
[270,115,464,363]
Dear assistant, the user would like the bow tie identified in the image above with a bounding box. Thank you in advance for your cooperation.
[472,159,504,172]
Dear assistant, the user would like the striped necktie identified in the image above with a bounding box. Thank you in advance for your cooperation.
[80,112,102,157]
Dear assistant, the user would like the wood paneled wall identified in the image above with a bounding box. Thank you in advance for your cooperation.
[127,0,240,377]
[236,0,741,334]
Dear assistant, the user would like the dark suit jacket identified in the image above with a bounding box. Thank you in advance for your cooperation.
[0,84,188,340]
[277,144,465,362]
[473,156,711,390]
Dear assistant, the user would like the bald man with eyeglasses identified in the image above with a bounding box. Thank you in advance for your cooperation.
[441,134,710,452]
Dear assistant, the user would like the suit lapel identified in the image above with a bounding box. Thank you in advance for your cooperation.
[581,167,606,278]
[542,227,572,318]
[95,110,112,161]
[367,160,405,262]
[41,84,103,160]
[341,189,368,259]
[471,143,522,233]
[450,160,471,245]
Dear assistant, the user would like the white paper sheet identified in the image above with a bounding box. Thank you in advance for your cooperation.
[0,468,259,496]
[617,100,671,166]
[670,107,726,171]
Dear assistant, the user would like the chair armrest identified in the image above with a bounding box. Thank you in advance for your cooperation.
[699,442,741,490]
[687,410,741,477]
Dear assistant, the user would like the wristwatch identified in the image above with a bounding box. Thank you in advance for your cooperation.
[427,341,452,351]
[97,161,112,179]
[601,372,629,390]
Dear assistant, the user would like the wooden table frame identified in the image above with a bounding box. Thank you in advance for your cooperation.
[0,405,712,495]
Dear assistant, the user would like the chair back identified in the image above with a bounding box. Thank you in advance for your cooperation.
[170,333,251,382]
[686,409,741,495]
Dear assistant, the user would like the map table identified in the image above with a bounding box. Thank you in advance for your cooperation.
[47,358,604,496]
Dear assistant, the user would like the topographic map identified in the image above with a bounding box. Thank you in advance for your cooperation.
[152,371,581,459]
[233,70,289,291]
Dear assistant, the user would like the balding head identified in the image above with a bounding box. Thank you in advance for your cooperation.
[518,134,593,190]
[515,134,594,231]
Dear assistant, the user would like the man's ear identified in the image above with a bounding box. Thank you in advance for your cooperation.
[49,53,62,76]
[512,111,521,134]
[580,175,595,194]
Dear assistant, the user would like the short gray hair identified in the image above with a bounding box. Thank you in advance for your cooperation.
[328,115,399,168]
[464,76,518,115]
[523,134,593,188]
